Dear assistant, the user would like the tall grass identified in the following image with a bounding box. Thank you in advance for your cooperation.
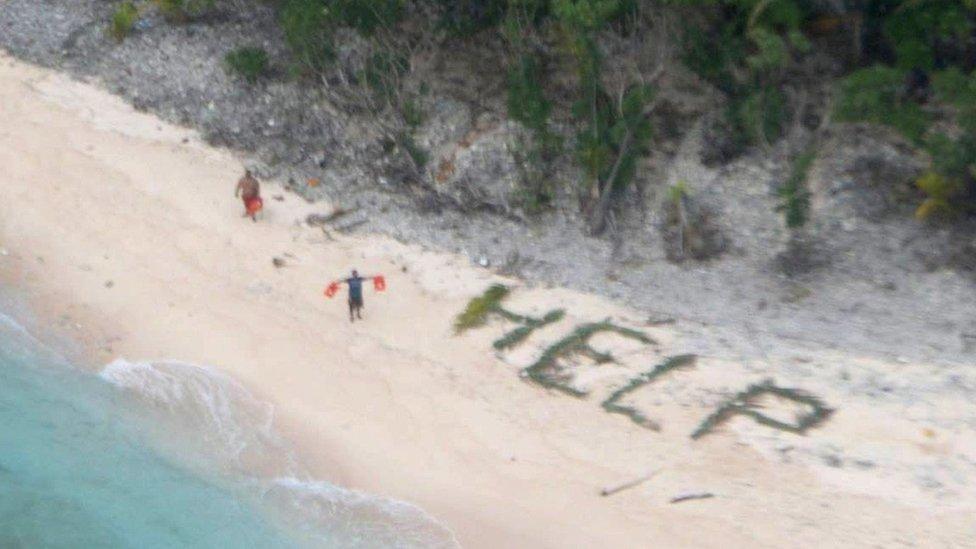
[109,1,139,43]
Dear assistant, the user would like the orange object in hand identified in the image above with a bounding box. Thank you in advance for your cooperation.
[324,281,340,298]
[245,196,263,216]
[373,275,386,291]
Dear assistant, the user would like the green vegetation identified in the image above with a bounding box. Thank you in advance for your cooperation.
[109,1,139,43]
[277,0,428,176]
[667,180,689,211]
[454,284,511,333]
[126,0,976,227]
[454,284,566,350]
[675,0,812,151]
[825,2,976,223]
[835,66,931,145]
[777,148,815,229]
[224,47,270,84]
[493,309,565,350]
[154,0,214,22]
[601,354,697,429]
[279,0,336,73]
[882,1,976,71]
[836,63,976,220]
[691,379,833,440]
[522,320,654,397]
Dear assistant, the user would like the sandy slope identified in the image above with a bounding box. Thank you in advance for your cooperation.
[1,53,974,548]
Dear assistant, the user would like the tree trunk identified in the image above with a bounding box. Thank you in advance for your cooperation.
[587,128,634,235]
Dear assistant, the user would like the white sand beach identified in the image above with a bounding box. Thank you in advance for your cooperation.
[2,53,974,547]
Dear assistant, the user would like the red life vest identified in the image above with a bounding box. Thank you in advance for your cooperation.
[324,281,340,298]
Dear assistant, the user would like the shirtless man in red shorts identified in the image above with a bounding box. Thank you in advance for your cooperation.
[234,169,262,222]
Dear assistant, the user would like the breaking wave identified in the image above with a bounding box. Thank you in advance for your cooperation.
[99,358,459,548]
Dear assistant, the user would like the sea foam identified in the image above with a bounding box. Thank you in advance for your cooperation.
[99,358,459,548]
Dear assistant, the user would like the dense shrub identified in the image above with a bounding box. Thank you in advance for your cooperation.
[835,66,931,145]
[109,1,139,43]
[883,1,976,71]
[836,63,976,220]
[674,0,813,152]
[260,0,976,226]
[224,47,270,84]
[279,0,336,73]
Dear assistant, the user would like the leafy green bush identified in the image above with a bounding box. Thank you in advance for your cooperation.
[109,1,139,43]
[681,24,743,95]
[280,0,336,73]
[280,0,405,75]
[836,64,976,221]
[154,0,214,22]
[674,0,812,152]
[883,1,976,71]
[835,66,931,145]
[225,47,270,84]
[918,123,976,220]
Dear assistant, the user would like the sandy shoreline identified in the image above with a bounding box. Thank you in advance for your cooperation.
[2,53,975,547]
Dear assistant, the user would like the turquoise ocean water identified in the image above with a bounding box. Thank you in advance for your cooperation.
[0,311,457,549]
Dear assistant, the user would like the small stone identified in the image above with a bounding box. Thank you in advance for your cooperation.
[822,454,843,468]
[477,255,490,268]
[105,280,114,288]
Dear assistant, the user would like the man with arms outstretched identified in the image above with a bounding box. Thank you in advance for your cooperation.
[341,269,376,323]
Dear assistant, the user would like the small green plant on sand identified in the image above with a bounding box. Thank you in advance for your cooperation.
[225,47,270,84]
[110,1,139,43]
[522,320,655,397]
[691,379,833,440]
[601,355,697,430]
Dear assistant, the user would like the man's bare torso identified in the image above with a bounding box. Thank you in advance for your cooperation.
[236,174,260,200]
